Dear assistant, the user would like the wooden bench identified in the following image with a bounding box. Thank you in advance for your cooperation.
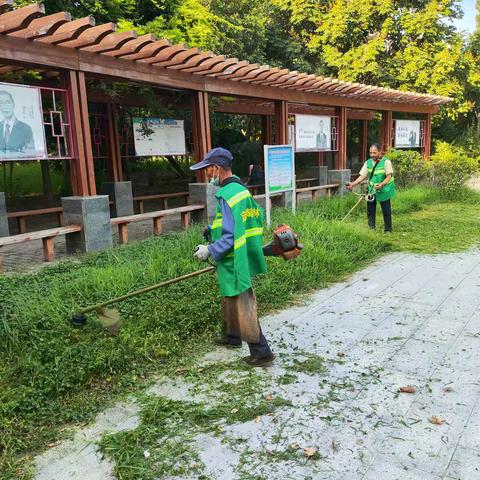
[248,178,317,196]
[133,192,189,214]
[0,225,82,271]
[7,207,64,234]
[111,204,205,245]
[296,177,317,188]
[295,183,340,203]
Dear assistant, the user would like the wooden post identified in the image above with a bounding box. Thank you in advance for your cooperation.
[153,217,162,235]
[118,224,128,244]
[42,237,55,262]
[66,71,90,196]
[381,111,393,153]
[274,100,288,144]
[77,71,96,195]
[106,103,122,182]
[335,106,347,169]
[262,115,273,146]
[422,113,432,159]
[314,152,324,167]
[261,115,273,164]
[192,91,211,182]
[359,119,368,163]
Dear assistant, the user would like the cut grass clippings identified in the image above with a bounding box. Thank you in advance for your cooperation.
[1,185,480,479]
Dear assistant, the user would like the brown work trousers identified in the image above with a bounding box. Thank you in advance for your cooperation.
[221,288,260,344]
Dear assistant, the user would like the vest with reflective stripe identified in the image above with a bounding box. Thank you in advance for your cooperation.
[367,157,396,202]
[211,180,267,297]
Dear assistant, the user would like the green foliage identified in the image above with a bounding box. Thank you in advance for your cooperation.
[430,141,480,192]
[387,149,430,188]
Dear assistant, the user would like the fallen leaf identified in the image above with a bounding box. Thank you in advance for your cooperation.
[175,368,188,375]
[356,439,364,445]
[255,416,261,423]
[337,352,346,357]
[47,442,59,448]
[304,447,316,457]
[231,408,239,414]
[429,416,446,425]
[290,443,299,449]
[399,386,417,394]
[264,393,273,401]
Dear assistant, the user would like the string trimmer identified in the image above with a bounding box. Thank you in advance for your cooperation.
[70,266,215,334]
[71,225,303,335]
[341,187,376,222]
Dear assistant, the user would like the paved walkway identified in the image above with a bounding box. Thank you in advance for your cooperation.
[34,250,480,479]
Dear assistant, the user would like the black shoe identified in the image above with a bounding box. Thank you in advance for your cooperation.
[243,354,275,367]
[214,337,242,349]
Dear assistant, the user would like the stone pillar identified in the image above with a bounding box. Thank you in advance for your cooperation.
[188,183,219,223]
[101,181,134,217]
[0,192,9,237]
[271,191,293,209]
[328,169,351,196]
[61,196,113,253]
[307,165,328,185]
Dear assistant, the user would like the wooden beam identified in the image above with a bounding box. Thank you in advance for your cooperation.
[422,113,432,159]
[359,119,368,163]
[0,34,444,113]
[335,106,347,169]
[262,115,273,147]
[66,70,89,196]
[9,12,71,39]
[59,22,115,48]
[103,33,155,58]
[77,71,96,195]
[380,111,393,152]
[0,0,13,14]
[0,3,44,34]
[105,103,119,182]
[82,30,137,54]
[274,100,288,144]
[192,91,211,181]
[36,16,95,45]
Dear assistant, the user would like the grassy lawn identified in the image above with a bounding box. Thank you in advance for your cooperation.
[1,185,480,479]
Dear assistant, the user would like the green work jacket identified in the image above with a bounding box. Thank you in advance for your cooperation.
[211,180,267,297]
[367,157,396,202]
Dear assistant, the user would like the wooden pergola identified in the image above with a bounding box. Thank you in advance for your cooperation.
[0,1,451,197]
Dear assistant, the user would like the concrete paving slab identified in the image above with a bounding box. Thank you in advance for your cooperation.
[32,250,480,479]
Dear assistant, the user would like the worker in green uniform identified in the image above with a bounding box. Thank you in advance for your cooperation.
[346,143,396,232]
[191,147,275,367]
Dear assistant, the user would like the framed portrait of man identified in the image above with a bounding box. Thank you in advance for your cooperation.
[295,114,332,152]
[0,82,47,160]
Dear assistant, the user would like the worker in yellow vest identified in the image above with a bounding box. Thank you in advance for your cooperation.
[346,143,396,232]
[191,148,275,367]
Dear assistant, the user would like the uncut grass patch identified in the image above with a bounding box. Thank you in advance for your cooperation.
[1,186,480,478]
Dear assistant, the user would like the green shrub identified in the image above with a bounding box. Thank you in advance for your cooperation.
[387,149,430,187]
[430,141,479,193]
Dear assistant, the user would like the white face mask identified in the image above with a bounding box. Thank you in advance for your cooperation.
[209,166,220,186]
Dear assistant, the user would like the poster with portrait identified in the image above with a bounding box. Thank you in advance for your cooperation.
[394,120,421,148]
[0,82,47,160]
[133,118,186,156]
[295,114,332,152]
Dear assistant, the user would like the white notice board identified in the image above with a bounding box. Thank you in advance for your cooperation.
[133,118,186,156]
[263,144,296,226]
[295,114,332,152]
[394,120,421,148]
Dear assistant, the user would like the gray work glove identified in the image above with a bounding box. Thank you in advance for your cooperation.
[194,245,210,261]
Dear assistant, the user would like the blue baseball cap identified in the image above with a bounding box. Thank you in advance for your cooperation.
[190,147,233,171]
